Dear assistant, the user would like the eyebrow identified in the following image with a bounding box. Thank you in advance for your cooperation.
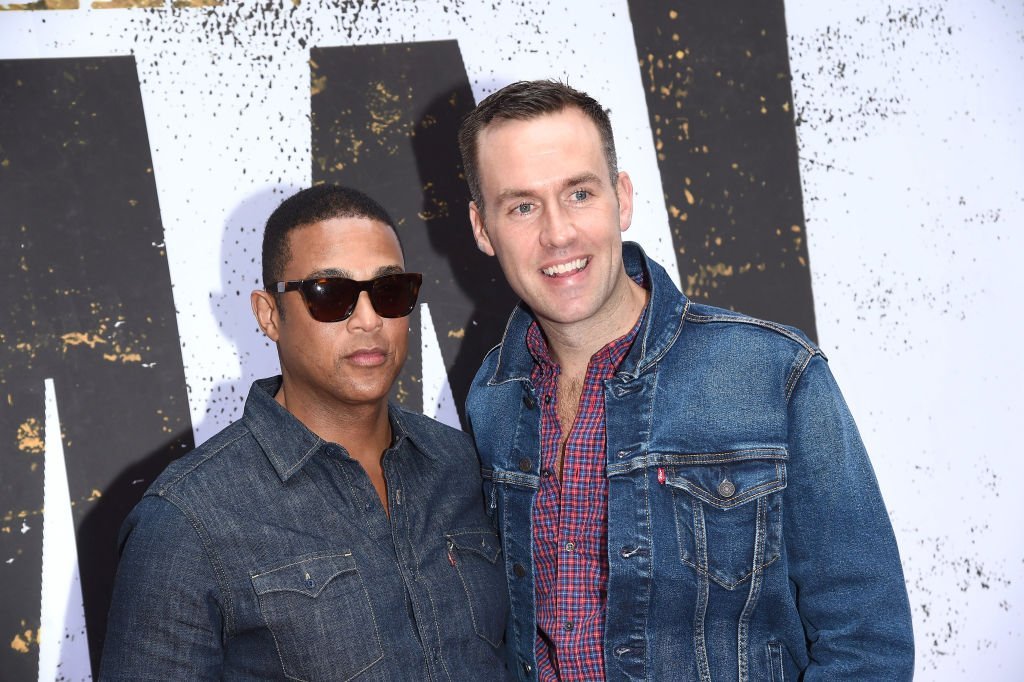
[306,264,405,280]
[493,172,604,204]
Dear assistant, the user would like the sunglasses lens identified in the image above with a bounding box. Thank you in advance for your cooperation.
[302,278,359,322]
[370,273,422,318]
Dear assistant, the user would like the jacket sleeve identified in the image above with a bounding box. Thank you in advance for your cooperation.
[784,354,915,679]
[99,494,224,680]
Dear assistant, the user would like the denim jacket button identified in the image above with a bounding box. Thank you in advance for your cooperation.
[513,563,527,578]
[518,457,532,473]
[718,478,736,498]
[521,662,533,675]
[522,393,536,409]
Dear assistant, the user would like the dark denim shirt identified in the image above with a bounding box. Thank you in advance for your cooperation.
[466,242,914,681]
[101,377,510,681]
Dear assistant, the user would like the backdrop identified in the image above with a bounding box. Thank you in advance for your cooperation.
[1,1,1020,680]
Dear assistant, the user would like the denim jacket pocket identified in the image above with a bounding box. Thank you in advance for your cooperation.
[445,528,507,648]
[663,448,787,589]
[251,551,384,681]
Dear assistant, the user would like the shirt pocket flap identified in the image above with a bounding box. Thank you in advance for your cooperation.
[663,448,787,510]
[445,529,502,563]
[250,551,356,599]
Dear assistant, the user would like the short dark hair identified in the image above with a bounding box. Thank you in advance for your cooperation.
[261,183,401,290]
[457,79,618,214]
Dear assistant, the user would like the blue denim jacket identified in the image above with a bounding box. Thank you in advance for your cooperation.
[466,242,914,681]
[101,376,511,681]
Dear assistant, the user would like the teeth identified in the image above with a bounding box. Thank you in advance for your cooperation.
[542,258,588,276]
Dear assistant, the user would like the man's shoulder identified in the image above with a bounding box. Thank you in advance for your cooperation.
[680,300,821,357]
[147,418,256,498]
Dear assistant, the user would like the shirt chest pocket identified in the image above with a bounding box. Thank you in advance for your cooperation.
[250,551,383,681]
[662,448,787,590]
[445,528,507,648]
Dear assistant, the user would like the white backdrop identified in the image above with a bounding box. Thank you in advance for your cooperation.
[1,0,1021,679]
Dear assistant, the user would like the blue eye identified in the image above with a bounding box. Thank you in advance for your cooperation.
[572,190,589,202]
[516,203,532,215]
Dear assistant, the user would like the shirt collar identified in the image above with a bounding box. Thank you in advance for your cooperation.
[243,377,427,482]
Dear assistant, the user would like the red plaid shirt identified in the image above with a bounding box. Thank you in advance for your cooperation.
[526,310,645,681]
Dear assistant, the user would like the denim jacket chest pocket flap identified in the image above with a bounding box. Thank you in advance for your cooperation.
[661,448,787,590]
[250,551,384,681]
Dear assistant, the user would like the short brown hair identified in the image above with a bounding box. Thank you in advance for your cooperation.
[457,80,618,214]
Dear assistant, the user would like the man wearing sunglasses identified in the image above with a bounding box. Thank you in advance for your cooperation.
[101,184,511,680]
[458,81,914,680]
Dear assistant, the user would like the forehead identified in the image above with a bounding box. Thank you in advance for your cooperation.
[284,216,403,276]
[475,108,607,193]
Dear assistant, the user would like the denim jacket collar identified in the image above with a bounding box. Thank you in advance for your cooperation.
[243,376,426,483]
[487,241,689,385]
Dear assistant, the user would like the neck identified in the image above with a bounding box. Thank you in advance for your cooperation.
[539,274,648,374]
[274,382,392,460]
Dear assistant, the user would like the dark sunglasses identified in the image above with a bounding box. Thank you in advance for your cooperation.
[268,272,423,322]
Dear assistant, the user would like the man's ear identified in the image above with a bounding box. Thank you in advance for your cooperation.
[251,289,281,342]
[469,201,496,256]
[616,171,635,233]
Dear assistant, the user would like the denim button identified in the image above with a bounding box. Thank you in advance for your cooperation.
[305,578,315,588]
[522,662,533,675]
[513,563,527,578]
[620,545,639,558]
[522,393,536,409]
[718,479,736,498]
[518,457,532,473]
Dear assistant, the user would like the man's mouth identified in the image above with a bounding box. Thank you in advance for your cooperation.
[346,348,388,366]
[541,257,589,277]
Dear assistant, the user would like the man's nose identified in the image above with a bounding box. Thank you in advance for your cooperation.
[346,290,383,331]
[539,202,577,249]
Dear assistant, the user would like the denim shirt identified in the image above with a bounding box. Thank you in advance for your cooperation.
[465,242,914,681]
[101,377,511,681]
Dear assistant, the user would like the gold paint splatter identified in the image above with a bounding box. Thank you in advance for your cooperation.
[11,633,29,654]
[16,418,43,454]
[87,489,102,501]
[102,352,142,363]
[61,332,106,349]
[447,328,465,339]
[0,0,78,9]
[311,74,327,97]
[684,188,695,205]
[91,0,162,8]
[171,0,221,7]
[668,9,678,19]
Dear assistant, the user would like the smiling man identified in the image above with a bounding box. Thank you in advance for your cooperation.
[100,184,510,680]
[458,81,914,681]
